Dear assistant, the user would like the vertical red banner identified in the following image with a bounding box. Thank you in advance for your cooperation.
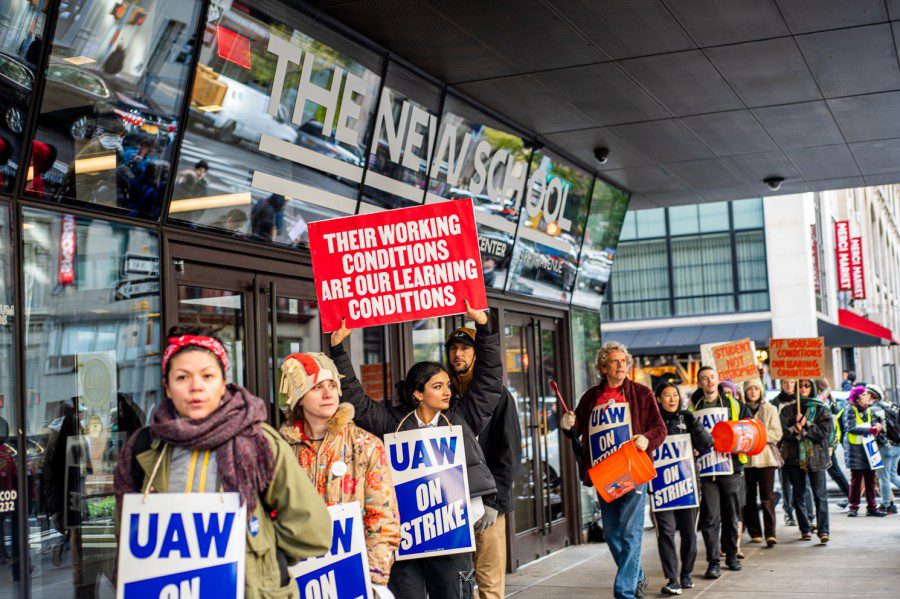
[850,237,866,300]
[833,220,851,291]
[58,214,76,286]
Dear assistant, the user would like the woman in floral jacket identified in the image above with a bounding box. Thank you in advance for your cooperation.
[278,351,400,592]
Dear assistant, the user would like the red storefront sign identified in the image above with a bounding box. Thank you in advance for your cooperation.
[58,214,76,286]
[834,220,851,291]
[308,199,487,332]
[850,237,866,300]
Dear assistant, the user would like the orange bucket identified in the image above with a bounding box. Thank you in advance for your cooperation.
[587,439,657,502]
[713,418,767,456]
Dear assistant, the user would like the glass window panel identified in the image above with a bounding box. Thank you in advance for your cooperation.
[670,234,733,298]
[427,96,532,291]
[270,296,321,408]
[607,239,669,302]
[618,210,636,241]
[635,207,665,238]
[0,3,49,196]
[739,291,770,312]
[572,179,630,309]
[176,286,247,386]
[732,197,764,230]
[612,299,671,320]
[22,207,161,597]
[27,0,203,219]
[698,201,729,233]
[736,230,768,292]
[675,295,734,316]
[346,326,393,404]
[411,317,453,364]
[360,62,440,210]
[170,0,383,244]
[506,150,591,302]
[0,202,21,595]
[667,204,699,236]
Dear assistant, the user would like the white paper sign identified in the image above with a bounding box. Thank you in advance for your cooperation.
[290,503,373,599]
[863,435,884,470]
[384,425,475,560]
[117,492,246,599]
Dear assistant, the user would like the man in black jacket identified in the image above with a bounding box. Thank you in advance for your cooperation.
[446,326,521,599]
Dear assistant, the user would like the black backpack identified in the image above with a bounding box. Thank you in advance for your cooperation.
[885,403,900,445]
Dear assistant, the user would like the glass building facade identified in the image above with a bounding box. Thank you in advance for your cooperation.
[602,198,769,321]
[0,1,631,594]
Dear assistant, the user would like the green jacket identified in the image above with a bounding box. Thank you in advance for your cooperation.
[131,423,332,598]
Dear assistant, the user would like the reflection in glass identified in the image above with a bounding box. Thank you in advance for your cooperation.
[571,309,602,529]
[0,2,47,195]
[176,286,246,387]
[411,318,450,364]
[346,327,393,404]
[171,0,383,245]
[270,296,320,410]
[506,151,591,303]
[22,208,161,597]
[0,203,21,595]
[26,0,203,219]
[506,324,537,533]
[427,97,531,291]
[538,327,563,522]
[572,180,630,309]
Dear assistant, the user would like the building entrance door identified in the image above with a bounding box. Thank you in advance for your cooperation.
[505,312,570,568]
[164,243,322,426]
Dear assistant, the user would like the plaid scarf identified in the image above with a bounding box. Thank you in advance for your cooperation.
[798,398,823,470]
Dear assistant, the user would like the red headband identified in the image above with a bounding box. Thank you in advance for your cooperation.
[162,335,230,376]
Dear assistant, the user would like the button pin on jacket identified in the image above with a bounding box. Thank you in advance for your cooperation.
[249,515,260,537]
[331,460,348,477]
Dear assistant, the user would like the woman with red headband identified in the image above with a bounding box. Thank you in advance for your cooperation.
[114,325,332,598]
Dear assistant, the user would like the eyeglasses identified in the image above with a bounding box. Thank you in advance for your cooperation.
[799,382,812,388]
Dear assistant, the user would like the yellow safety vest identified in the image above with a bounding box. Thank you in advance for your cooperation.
[691,395,748,464]
[847,407,872,445]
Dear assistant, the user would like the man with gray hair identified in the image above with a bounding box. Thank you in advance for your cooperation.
[562,341,666,599]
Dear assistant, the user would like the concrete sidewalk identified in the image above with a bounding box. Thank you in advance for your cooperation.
[505,499,900,598]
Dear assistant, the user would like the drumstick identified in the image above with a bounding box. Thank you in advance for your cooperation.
[549,379,570,413]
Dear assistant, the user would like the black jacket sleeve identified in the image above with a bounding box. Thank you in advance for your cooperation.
[479,389,521,513]
[330,341,400,438]
[685,411,714,453]
[802,405,832,444]
[453,322,504,435]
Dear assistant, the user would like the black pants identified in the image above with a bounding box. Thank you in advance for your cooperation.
[698,473,742,564]
[653,508,698,580]
[827,459,851,497]
[780,466,813,518]
[389,553,474,599]
[743,467,777,539]
[785,466,830,536]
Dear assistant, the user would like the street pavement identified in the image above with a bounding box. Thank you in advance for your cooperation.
[505,498,900,598]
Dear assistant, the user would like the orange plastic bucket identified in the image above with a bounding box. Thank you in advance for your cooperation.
[588,439,657,502]
[713,418,767,456]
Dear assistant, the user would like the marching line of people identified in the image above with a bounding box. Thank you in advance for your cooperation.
[110,314,900,598]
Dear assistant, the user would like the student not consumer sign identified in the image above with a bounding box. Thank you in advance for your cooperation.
[308,199,487,331]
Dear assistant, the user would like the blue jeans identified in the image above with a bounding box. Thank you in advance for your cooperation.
[599,484,646,599]
[877,444,900,506]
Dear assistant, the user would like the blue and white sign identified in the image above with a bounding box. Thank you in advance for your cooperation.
[649,434,700,512]
[694,407,734,477]
[385,425,474,560]
[117,492,246,599]
[863,435,884,470]
[588,401,632,466]
[290,503,372,599]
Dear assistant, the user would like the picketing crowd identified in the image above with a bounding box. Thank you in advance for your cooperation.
[109,303,900,599]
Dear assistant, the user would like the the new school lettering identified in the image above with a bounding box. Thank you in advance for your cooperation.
[589,402,632,466]
[385,426,475,559]
[649,434,700,512]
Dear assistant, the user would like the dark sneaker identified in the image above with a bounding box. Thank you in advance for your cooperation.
[635,576,649,599]
[704,563,721,579]
[680,574,695,589]
[801,532,812,541]
[661,579,682,595]
[889,503,898,515]
[847,508,858,517]
[867,507,887,517]
[725,558,742,571]
[784,514,796,526]
[837,499,849,509]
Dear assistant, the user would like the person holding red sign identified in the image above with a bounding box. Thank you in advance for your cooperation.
[561,341,666,599]
[277,351,401,592]
[329,301,502,599]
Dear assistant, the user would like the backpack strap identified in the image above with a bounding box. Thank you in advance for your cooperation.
[129,427,153,493]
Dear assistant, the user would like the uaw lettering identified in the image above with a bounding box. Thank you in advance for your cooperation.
[385,426,475,559]
[589,402,632,466]
[290,503,372,599]
[864,435,884,470]
[117,493,246,599]
[694,408,734,477]
[649,434,700,512]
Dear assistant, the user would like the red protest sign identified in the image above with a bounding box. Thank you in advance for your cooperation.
[768,337,825,380]
[308,199,487,332]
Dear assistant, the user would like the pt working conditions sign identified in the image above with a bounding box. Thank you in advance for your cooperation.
[309,199,487,332]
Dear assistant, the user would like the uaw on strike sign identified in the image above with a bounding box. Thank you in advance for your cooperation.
[309,200,487,332]
[649,434,700,512]
[117,493,246,599]
[694,408,733,477]
[589,401,632,466]
[385,426,475,559]
[290,503,372,599]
